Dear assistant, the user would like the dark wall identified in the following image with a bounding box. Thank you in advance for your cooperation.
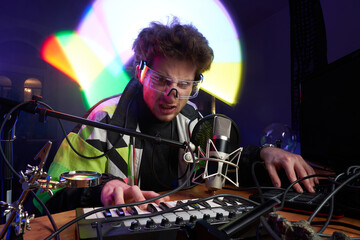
[218,0,360,151]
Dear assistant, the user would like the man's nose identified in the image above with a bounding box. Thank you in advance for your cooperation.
[166,87,179,98]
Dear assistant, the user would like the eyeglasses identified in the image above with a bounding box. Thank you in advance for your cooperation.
[138,61,203,99]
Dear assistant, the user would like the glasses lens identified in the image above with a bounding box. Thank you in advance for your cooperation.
[143,67,202,99]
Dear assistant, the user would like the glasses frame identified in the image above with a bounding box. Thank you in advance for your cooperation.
[138,61,203,99]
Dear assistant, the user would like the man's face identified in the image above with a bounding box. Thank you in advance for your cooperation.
[142,56,197,122]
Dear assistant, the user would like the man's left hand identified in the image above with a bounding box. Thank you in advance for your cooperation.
[260,147,319,193]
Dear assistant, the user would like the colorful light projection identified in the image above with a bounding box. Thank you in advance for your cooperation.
[41,0,242,108]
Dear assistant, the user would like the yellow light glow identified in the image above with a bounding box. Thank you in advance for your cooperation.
[202,62,242,105]
[61,33,106,91]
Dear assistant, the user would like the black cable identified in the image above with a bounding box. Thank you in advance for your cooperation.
[251,161,265,203]
[178,182,196,190]
[255,171,359,236]
[0,101,61,240]
[94,193,260,238]
[90,194,259,239]
[256,221,263,240]
[178,162,190,180]
[316,172,345,234]
[259,216,281,240]
[44,141,197,240]
[0,95,141,239]
[24,100,108,160]
[308,171,360,223]
[96,221,103,240]
[57,90,137,160]
[30,191,59,240]
[150,138,189,190]
[56,108,121,160]
[44,139,261,240]
[328,166,360,191]
[0,98,103,181]
[346,165,360,175]
[316,182,335,234]
[0,101,30,179]
[275,173,333,211]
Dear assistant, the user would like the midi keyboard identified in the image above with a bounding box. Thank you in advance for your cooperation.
[76,195,258,240]
[249,179,345,218]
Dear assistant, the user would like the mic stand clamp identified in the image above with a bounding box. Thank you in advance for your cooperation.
[2,203,35,238]
[0,141,53,239]
[1,141,103,239]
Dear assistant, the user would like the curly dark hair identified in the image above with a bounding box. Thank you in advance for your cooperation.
[132,18,214,75]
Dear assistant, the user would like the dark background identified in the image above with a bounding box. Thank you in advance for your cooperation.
[0,0,359,204]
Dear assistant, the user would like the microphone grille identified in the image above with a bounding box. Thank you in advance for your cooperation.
[213,116,232,139]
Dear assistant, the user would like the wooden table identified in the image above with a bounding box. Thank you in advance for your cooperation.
[1,184,360,239]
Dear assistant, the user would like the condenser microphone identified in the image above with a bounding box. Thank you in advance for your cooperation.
[205,115,232,190]
[190,114,242,190]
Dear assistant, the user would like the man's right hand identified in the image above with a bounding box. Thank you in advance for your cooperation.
[101,180,170,209]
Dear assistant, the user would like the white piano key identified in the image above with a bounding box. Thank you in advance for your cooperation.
[187,210,203,219]
[109,208,120,217]
[200,209,217,218]
[136,217,150,225]
[83,207,98,220]
[84,207,105,219]
[162,212,177,222]
[151,215,164,224]
[207,199,224,208]
[175,211,191,221]
[96,211,105,219]
[211,208,229,217]
[82,197,245,224]
[123,219,136,227]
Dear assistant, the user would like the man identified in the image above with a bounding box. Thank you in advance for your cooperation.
[36,19,317,214]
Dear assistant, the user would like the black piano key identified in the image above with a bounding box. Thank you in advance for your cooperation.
[213,197,227,206]
[103,209,112,218]
[232,197,247,205]
[198,200,211,208]
[159,202,170,211]
[116,208,125,216]
[147,203,158,213]
[79,196,260,240]
[176,200,189,210]
[127,206,138,215]
[223,197,238,206]
[187,200,201,210]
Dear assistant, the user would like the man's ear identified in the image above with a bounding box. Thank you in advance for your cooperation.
[136,64,141,81]
[137,60,146,83]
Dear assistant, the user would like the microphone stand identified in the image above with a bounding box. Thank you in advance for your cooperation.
[0,97,186,149]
